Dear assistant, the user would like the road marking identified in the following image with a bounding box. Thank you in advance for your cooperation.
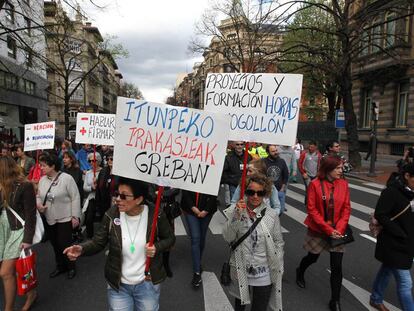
[284,203,307,226]
[290,182,381,197]
[281,226,289,233]
[360,233,377,243]
[175,216,187,236]
[363,182,385,190]
[286,191,370,231]
[209,210,227,235]
[202,272,234,311]
[341,275,401,311]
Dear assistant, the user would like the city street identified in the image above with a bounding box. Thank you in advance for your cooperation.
[6,177,407,311]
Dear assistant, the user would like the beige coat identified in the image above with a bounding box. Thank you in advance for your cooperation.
[223,202,284,311]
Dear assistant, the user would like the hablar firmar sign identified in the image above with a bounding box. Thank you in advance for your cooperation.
[24,121,55,151]
[113,98,230,196]
[204,73,303,146]
[76,113,116,145]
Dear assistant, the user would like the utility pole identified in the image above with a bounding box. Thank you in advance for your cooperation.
[367,102,379,177]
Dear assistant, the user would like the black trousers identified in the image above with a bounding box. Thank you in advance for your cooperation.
[235,284,273,311]
[85,199,96,238]
[298,251,343,301]
[47,221,75,271]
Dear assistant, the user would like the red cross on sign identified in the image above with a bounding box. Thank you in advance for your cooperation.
[80,127,87,135]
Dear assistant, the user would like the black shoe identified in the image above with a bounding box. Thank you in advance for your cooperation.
[191,273,202,289]
[67,269,76,279]
[49,268,66,278]
[295,267,305,288]
[329,300,342,311]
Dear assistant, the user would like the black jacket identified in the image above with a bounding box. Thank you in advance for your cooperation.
[81,204,175,290]
[221,150,252,187]
[63,165,83,202]
[375,177,414,269]
[181,191,218,217]
[95,166,119,216]
[263,156,289,191]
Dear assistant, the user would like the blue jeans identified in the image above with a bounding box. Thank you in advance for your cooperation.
[229,185,237,202]
[107,282,160,311]
[185,213,213,273]
[371,264,414,311]
[278,191,286,214]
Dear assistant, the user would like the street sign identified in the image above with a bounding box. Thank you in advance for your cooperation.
[335,109,345,129]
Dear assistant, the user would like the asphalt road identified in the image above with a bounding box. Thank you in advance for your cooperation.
[2,177,409,311]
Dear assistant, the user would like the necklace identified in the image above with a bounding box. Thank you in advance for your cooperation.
[124,208,144,254]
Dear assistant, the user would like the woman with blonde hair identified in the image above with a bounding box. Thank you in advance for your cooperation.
[223,173,284,311]
[0,156,37,311]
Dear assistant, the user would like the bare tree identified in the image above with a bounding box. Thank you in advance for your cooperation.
[189,0,284,73]
[120,81,144,99]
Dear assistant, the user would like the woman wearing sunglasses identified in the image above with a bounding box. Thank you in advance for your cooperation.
[295,155,351,311]
[64,177,175,311]
[82,152,103,238]
[223,173,284,311]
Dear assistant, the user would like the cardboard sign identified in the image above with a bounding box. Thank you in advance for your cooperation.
[75,113,116,145]
[113,98,230,196]
[24,121,55,151]
[204,73,303,146]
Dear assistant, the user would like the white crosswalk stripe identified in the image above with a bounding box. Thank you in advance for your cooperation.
[209,209,227,234]
[290,181,382,196]
[363,182,385,190]
[174,216,187,236]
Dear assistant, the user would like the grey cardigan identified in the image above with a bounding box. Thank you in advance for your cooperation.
[223,203,284,310]
[38,172,81,225]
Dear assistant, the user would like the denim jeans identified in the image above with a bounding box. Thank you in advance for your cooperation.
[371,264,414,311]
[185,213,213,273]
[278,191,286,214]
[107,282,160,311]
[229,185,237,202]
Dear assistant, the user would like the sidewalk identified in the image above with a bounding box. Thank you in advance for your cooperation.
[346,153,400,185]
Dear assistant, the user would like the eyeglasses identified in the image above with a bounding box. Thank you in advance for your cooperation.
[108,157,113,161]
[245,189,266,197]
[88,159,96,163]
[114,191,135,200]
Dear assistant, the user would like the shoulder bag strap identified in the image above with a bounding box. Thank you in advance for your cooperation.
[390,203,411,221]
[320,181,328,222]
[42,172,62,206]
[6,183,25,226]
[230,208,267,252]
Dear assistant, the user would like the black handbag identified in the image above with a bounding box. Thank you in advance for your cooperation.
[320,181,354,247]
[164,201,182,219]
[220,208,266,285]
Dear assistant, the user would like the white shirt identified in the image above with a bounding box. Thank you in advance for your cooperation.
[120,206,148,285]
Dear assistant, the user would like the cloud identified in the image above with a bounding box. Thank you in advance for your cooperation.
[83,0,209,102]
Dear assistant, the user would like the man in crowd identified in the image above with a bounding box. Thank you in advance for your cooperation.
[278,145,297,185]
[299,140,322,203]
[221,141,252,201]
[76,144,91,173]
[264,145,289,214]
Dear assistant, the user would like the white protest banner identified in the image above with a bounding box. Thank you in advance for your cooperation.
[75,113,115,145]
[113,98,230,196]
[24,121,55,151]
[204,73,303,146]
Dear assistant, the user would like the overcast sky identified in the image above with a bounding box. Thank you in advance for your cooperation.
[83,0,210,103]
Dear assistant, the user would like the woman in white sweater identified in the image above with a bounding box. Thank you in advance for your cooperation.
[37,152,81,280]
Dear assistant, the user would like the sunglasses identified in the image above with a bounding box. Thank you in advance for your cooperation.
[88,159,96,163]
[245,189,266,197]
[108,157,113,161]
[114,191,135,200]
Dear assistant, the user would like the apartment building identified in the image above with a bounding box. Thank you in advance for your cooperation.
[0,0,48,142]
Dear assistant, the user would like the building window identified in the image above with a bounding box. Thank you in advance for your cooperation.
[69,110,77,118]
[5,1,14,24]
[361,88,373,128]
[384,12,396,48]
[5,73,18,90]
[360,25,370,56]
[371,18,382,53]
[67,40,81,54]
[227,33,237,40]
[395,81,409,127]
[23,79,35,95]
[7,36,16,58]
[24,17,31,36]
[25,49,33,67]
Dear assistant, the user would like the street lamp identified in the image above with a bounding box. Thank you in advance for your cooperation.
[367,101,379,177]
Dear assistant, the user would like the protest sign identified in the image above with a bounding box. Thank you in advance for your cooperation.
[113,98,230,196]
[24,121,55,151]
[204,73,303,146]
[75,113,115,145]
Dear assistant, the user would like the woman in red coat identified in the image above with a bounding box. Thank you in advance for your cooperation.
[295,155,351,311]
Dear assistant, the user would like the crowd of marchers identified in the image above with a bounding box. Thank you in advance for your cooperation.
[0,138,413,311]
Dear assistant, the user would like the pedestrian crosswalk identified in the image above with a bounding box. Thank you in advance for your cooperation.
[174,179,381,241]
